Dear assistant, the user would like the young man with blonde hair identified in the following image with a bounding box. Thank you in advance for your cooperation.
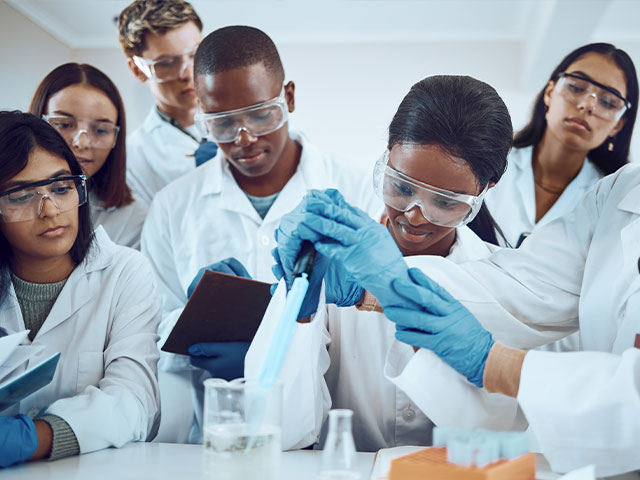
[118,0,215,206]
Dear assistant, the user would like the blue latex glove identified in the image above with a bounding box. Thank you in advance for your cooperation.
[292,190,411,308]
[273,189,365,317]
[0,414,38,468]
[188,342,250,380]
[384,267,494,388]
[187,257,251,299]
[194,141,218,167]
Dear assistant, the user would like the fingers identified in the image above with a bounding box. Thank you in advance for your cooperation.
[271,248,285,280]
[270,283,278,295]
[224,258,251,279]
[305,197,370,230]
[296,212,362,246]
[407,267,456,304]
[390,273,452,315]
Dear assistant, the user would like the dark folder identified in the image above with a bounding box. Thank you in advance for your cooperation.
[161,270,272,355]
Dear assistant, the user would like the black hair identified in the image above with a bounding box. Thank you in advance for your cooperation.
[0,111,94,304]
[388,75,513,246]
[515,43,638,175]
[194,25,284,84]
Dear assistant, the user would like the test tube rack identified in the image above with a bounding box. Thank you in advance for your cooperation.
[388,446,536,480]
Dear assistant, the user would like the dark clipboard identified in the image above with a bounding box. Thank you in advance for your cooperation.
[161,270,272,355]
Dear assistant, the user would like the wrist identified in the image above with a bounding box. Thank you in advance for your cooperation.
[483,342,527,398]
[30,420,53,460]
[355,290,384,312]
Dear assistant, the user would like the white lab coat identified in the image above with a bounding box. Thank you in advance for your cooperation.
[141,131,381,442]
[401,164,640,476]
[0,227,161,454]
[245,226,520,452]
[127,108,200,207]
[89,190,147,249]
[485,145,602,248]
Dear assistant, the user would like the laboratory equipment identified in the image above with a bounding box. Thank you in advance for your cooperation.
[202,378,281,480]
[317,409,361,480]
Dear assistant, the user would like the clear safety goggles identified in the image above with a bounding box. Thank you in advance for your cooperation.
[132,44,198,83]
[194,88,288,143]
[373,151,487,228]
[555,72,631,121]
[0,175,87,223]
[42,115,119,149]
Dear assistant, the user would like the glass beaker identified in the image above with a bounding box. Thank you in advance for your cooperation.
[318,409,362,479]
[203,378,282,480]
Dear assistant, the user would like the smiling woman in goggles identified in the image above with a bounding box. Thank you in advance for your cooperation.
[374,151,488,229]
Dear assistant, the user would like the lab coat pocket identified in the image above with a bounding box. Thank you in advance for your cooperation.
[76,351,104,392]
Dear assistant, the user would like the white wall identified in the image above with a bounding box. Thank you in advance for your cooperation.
[0,1,72,112]
[1,1,637,170]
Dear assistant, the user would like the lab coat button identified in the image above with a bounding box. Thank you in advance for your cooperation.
[260,235,270,246]
[402,408,416,422]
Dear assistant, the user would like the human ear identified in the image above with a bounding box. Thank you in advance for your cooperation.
[284,80,295,113]
[127,58,148,83]
[542,80,555,109]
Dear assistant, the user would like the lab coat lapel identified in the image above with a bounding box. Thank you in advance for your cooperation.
[612,184,640,352]
[35,229,112,338]
[203,154,262,223]
[539,160,601,227]
[0,278,26,333]
[262,134,325,225]
[514,148,536,225]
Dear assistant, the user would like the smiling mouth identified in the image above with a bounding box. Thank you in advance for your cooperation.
[397,222,432,239]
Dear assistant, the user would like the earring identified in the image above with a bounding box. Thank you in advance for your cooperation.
[608,137,615,152]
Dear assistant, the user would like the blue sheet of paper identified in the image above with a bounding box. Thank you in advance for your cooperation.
[0,352,60,412]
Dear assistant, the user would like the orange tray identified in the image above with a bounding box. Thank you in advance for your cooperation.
[388,446,536,480]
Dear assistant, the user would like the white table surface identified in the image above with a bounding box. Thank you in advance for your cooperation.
[1,443,638,480]
[0,443,374,480]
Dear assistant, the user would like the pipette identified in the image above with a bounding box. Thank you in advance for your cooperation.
[246,241,317,449]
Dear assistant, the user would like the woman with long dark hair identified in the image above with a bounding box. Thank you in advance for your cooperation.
[30,63,147,249]
[246,75,517,452]
[0,112,159,467]
[485,42,638,247]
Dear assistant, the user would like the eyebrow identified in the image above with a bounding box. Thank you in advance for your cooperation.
[4,169,72,189]
[566,70,625,98]
[51,110,116,124]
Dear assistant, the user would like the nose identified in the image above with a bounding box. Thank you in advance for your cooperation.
[179,57,194,81]
[235,128,258,147]
[72,129,90,149]
[37,194,60,218]
[403,204,429,226]
[577,92,597,114]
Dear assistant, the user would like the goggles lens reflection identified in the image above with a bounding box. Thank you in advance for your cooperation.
[0,175,87,223]
[133,44,198,83]
[195,90,288,143]
[373,152,487,228]
[556,73,630,121]
[43,115,119,149]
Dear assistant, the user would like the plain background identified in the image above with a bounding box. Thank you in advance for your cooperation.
[1,0,639,172]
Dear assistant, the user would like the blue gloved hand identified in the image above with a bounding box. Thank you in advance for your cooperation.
[187,257,251,299]
[0,414,38,468]
[273,189,366,317]
[293,190,411,308]
[188,342,250,380]
[384,267,494,388]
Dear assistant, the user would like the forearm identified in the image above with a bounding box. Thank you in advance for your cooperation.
[482,342,527,398]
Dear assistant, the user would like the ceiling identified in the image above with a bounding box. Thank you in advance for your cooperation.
[6,0,640,91]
